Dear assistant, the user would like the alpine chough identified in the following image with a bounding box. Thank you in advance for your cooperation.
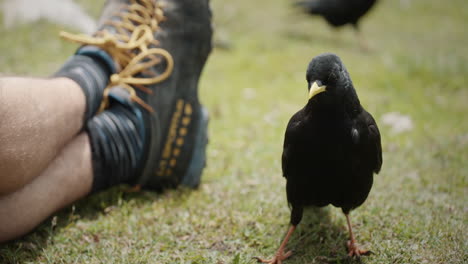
[255,53,382,263]
[294,0,378,49]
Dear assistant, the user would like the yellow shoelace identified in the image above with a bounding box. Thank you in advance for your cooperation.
[60,0,174,112]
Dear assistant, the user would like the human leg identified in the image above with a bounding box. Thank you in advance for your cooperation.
[0,2,116,195]
[0,133,93,242]
[0,77,87,194]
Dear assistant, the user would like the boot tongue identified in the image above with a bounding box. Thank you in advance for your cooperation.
[108,86,133,103]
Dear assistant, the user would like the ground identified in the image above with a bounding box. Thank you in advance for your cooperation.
[0,0,467,263]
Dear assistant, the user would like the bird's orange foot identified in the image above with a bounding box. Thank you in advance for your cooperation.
[347,239,371,257]
[125,184,142,193]
[254,250,293,264]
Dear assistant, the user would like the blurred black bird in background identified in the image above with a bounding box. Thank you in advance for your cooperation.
[294,0,378,49]
[255,53,382,263]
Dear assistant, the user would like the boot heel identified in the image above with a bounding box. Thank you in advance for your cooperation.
[181,106,209,188]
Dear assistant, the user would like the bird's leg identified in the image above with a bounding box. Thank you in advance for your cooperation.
[354,26,370,52]
[125,184,142,193]
[254,225,296,264]
[345,213,370,257]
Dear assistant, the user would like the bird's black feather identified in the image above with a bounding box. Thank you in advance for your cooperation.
[294,0,377,28]
[283,53,382,224]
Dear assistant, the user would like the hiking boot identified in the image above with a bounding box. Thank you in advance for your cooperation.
[64,0,213,192]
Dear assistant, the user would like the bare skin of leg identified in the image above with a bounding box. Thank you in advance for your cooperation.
[345,213,370,257]
[254,225,296,264]
[0,133,93,243]
[0,77,86,194]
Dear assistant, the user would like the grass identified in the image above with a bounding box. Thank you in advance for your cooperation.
[0,0,467,263]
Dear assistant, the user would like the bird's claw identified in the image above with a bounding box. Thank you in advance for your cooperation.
[253,250,292,264]
[347,240,371,257]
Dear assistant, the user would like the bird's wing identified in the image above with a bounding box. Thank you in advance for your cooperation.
[360,110,383,174]
[282,110,304,179]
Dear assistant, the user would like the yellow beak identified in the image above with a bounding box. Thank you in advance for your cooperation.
[308,81,327,99]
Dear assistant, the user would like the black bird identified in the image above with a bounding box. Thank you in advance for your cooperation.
[294,0,378,49]
[255,53,382,263]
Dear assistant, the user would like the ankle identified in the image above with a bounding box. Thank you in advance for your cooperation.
[53,47,115,121]
[86,92,148,193]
